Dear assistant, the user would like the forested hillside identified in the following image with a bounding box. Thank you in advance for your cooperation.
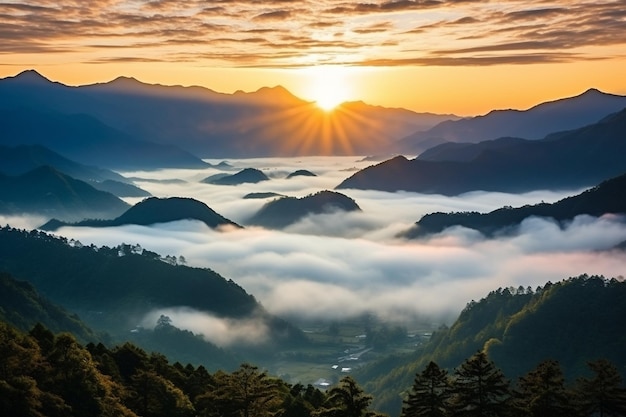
[358,275,626,415]
[0,226,306,362]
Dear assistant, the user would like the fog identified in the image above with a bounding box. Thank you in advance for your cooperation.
[45,157,626,331]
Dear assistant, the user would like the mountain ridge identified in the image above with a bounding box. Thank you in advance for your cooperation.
[337,106,626,195]
[397,87,626,154]
[40,196,241,231]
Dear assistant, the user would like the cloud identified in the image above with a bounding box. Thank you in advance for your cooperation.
[1,1,624,67]
[141,307,270,347]
[43,157,626,330]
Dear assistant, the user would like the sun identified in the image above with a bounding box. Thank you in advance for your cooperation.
[303,65,353,111]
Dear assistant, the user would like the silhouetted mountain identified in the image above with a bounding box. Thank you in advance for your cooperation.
[0,144,127,182]
[0,107,208,170]
[361,275,626,415]
[90,179,151,198]
[0,226,306,352]
[243,192,285,199]
[287,169,317,178]
[398,88,626,154]
[0,271,98,342]
[337,107,626,195]
[41,197,241,231]
[247,190,361,229]
[0,166,130,221]
[402,172,626,238]
[0,144,151,197]
[203,168,269,185]
[0,70,456,158]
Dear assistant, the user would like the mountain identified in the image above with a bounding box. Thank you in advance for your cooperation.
[0,226,305,351]
[0,107,208,170]
[40,196,241,231]
[247,190,361,229]
[203,168,270,185]
[0,70,456,158]
[0,271,98,342]
[287,169,317,178]
[398,88,626,154]
[0,166,130,221]
[402,172,626,238]
[90,179,151,198]
[0,144,126,182]
[359,275,626,416]
[0,144,151,197]
[337,107,626,195]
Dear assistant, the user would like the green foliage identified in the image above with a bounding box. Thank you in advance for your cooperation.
[401,362,450,417]
[360,275,626,416]
[574,359,626,417]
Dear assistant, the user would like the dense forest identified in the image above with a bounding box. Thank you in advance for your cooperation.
[2,319,624,417]
[359,275,626,415]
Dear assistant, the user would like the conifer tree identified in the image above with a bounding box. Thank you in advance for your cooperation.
[575,359,626,417]
[448,351,510,417]
[511,359,574,417]
[315,375,385,417]
[401,361,450,417]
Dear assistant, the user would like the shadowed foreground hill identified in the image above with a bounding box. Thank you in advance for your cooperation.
[0,271,98,342]
[247,190,361,228]
[402,171,626,238]
[359,275,626,416]
[41,196,240,231]
[338,107,626,195]
[0,226,305,352]
[0,165,130,221]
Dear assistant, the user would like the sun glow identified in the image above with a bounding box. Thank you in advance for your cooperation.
[304,66,353,111]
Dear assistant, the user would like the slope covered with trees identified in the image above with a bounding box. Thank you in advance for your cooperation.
[0,320,386,417]
[247,190,361,229]
[358,275,626,415]
[0,226,305,357]
[402,171,626,238]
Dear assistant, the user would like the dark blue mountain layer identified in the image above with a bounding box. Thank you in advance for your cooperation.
[402,171,626,238]
[337,107,626,195]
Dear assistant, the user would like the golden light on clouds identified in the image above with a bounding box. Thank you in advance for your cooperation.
[0,0,625,114]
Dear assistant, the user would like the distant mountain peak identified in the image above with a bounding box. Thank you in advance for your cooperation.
[12,69,53,84]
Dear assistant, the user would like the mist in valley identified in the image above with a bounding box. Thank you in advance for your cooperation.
[35,156,626,343]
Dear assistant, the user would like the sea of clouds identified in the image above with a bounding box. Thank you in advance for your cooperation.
[20,156,626,345]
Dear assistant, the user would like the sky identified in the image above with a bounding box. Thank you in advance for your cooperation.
[1,0,625,115]
[7,157,625,347]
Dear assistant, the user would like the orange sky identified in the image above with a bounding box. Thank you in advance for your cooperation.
[1,1,625,116]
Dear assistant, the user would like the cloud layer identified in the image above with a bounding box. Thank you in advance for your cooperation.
[46,157,626,330]
[1,1,625,67]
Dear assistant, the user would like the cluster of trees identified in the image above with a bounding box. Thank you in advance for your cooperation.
[402,351,626,417]
[0,320,385,417]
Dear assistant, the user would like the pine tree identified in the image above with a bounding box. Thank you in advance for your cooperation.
[401,361,450,417]
[448,351,510,417]
[315,375,385,417]
[575,359,626,417]
[511,359,574,417]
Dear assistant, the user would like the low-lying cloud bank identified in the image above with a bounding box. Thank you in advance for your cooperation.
[23,157,626,329]
[141,307,270,348]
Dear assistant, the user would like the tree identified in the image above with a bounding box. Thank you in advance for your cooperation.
[316,375,385,417]
[197,363,282,417]
[575,359,626,417]
[401,361,450,417]
[511,360,574,417]
[448,351,510,417]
